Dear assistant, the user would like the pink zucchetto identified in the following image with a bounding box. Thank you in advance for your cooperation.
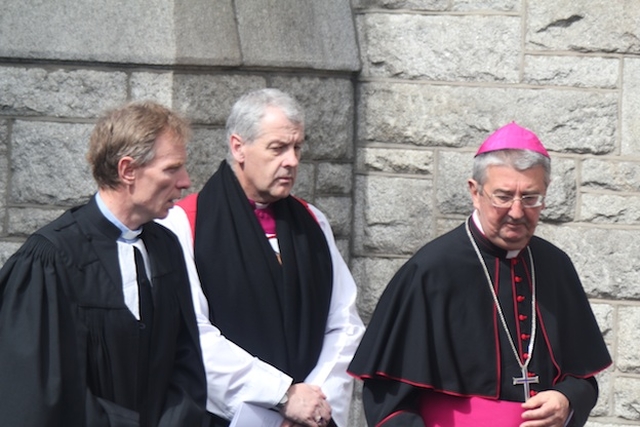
[475,122,550,158]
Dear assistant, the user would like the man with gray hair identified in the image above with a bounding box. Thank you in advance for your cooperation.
[159,88,364,427]
[348,123,612,427]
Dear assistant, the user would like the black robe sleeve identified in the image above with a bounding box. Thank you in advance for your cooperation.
[554,376,598,427]
[0,235,135,426]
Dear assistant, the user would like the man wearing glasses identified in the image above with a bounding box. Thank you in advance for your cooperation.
[348,123,612,427]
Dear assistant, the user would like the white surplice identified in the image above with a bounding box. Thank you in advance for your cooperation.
[158,202,364,427]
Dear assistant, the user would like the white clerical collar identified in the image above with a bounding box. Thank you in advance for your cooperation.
[95,192,142,243]
[253,201,270,210]
[471,210,521,259]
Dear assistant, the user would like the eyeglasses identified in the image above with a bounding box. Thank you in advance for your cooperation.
[483,191,545,208]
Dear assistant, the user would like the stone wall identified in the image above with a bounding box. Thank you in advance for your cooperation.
[351,1,640,426]
[1,0,639,425]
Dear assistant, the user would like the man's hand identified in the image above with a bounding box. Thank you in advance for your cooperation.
[278,383,332,427]
[520,390,571,427]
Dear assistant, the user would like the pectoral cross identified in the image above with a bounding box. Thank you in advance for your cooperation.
[512,367,539,401]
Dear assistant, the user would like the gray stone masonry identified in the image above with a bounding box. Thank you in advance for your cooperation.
[1,0,640,425]
[0,0,359,70]
[0,68,128,118]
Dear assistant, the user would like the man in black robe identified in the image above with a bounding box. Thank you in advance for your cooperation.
[0,102,209,426]
[348,123,612,427]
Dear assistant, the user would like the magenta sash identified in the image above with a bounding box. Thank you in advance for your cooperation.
[419,391,524,427]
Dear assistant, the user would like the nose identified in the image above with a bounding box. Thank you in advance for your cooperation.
[508,198,525,218]
[177,168,191,190]
[283,146,300,168]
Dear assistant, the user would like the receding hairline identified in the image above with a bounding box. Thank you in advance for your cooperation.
[225,89,304,142]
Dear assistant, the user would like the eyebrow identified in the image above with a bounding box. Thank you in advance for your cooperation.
[493,189,543,195]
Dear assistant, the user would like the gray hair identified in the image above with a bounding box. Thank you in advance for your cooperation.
[225,88,304,162]
[472,149,551,189]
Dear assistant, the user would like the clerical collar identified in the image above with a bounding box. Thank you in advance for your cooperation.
[252,200,270,210]
[95,192,142,243]
[249,199,277,235]
[471,210,521,259]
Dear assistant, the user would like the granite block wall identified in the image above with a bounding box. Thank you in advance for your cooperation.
[351,1,640,425]
[1,0,639,425]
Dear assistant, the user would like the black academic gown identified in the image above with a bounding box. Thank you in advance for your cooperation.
[348,217,612,427]
[0,197,208,427]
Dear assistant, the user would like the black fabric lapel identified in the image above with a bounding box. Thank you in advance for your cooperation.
[71,196,124,304]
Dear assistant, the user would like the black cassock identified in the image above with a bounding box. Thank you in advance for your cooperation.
[0,197,208,427]
[348,217,612,427]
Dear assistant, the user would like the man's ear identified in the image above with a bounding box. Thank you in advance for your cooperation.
[229,134,245,164]
[118,156,136,186]
[468,178,481,210]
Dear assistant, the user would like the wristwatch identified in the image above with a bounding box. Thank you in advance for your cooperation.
[276,390,289,410]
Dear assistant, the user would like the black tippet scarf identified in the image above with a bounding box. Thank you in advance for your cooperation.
[194,161,333,382]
